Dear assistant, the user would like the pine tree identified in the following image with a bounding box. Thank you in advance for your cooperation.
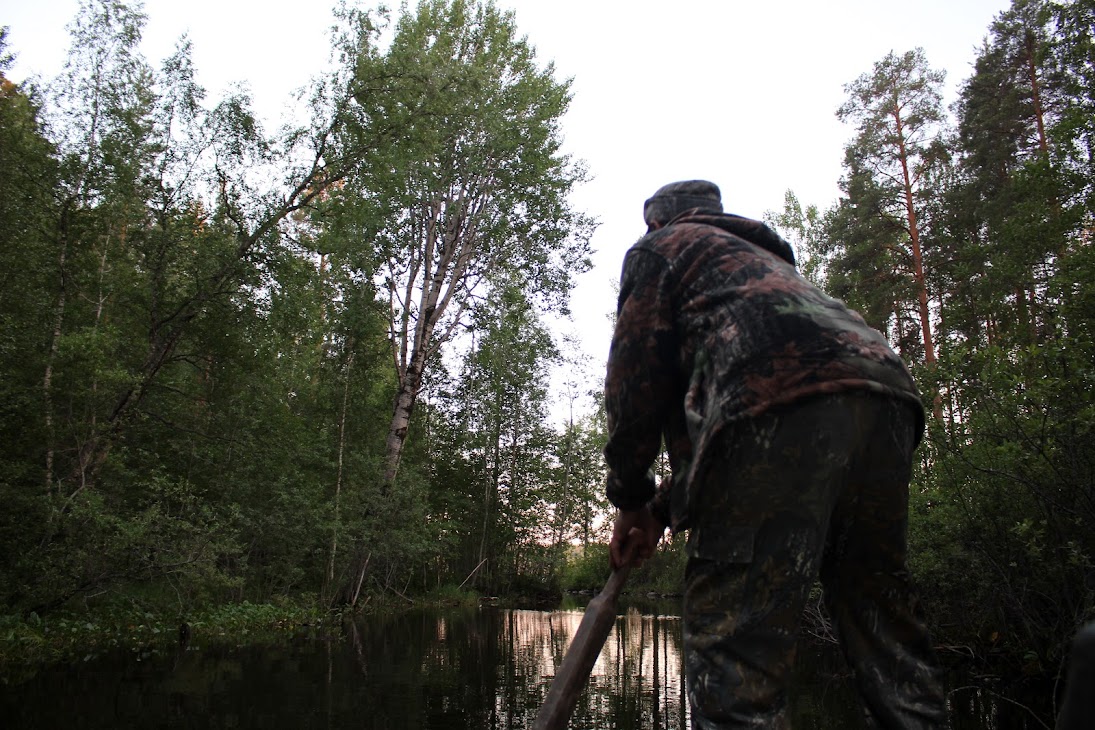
[835,48,949,366]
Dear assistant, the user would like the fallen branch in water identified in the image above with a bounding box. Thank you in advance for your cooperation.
[373,575,414,603]
[459,558,489,590]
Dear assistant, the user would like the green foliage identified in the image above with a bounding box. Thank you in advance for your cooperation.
[0,31,59,496]
[558,537,687,597]
[0,0,390,615]
[423,584,481,606]
[0,600,330,682]
[910,335,1095,665]
[818,1,1095,672]
[901,4,1095,670]
[559,543,610,592]
[828,47,949,362]
[628,535,689,596]
[765,190,827,288]
[302,0,598,607]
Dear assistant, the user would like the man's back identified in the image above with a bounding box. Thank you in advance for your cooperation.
[634,212,919,414]
[609,209,924,523]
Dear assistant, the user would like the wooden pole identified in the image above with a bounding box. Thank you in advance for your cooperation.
[533,565,631,730]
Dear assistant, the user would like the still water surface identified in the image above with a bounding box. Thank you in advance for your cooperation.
[1,601,1053,729]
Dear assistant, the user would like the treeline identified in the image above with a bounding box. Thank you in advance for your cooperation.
[0,0,604,617]
[769,0,1094,670]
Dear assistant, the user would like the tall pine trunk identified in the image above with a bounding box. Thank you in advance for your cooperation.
[893,100,937,366]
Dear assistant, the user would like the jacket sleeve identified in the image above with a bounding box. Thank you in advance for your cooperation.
[604,246,678,512]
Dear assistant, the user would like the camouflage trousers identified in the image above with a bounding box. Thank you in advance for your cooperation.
[682,392,947,729]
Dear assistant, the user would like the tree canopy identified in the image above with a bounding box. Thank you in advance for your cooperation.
[0,0,597,614]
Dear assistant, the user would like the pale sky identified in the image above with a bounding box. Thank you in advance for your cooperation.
[3,0,1010,415]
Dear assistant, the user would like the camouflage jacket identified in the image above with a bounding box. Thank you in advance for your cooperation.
[603,211,924,531]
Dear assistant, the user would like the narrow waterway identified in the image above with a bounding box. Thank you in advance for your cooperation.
[0,602,1054,728]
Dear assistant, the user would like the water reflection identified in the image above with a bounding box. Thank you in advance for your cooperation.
[533,607,689,729]
[0,604,1055,729]
[340,605,691,728]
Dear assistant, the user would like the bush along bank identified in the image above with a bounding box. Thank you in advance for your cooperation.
[0,601,333,683]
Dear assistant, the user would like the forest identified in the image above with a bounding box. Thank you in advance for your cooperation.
[0,0,1092,682]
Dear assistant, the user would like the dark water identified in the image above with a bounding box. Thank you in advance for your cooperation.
[0,602,1055,729]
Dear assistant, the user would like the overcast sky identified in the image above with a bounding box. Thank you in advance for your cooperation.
[4,0,1010,413]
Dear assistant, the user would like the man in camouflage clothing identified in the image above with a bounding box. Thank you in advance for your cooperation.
[604,180,948,728]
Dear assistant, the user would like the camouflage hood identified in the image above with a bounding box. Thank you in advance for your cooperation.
[667,211,797,267]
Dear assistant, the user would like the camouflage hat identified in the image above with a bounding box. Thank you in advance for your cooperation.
[643,180,723,228]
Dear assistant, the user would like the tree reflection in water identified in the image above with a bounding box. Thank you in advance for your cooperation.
[0,605,1055,729]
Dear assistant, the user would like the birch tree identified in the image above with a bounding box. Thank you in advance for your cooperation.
[338,0,593,490]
